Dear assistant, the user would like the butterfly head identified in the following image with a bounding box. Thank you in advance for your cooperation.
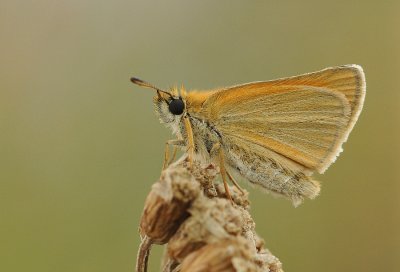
[130,77,186,128]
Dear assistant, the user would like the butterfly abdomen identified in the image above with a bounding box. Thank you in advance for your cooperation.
[225,144,320,206]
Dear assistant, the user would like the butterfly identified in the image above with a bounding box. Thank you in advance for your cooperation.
[131,65,365,206]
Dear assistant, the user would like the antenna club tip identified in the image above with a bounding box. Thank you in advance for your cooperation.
[129,77,171,97]
[130,77,143,84]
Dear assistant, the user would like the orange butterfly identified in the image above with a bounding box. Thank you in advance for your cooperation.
[131,65,365,206]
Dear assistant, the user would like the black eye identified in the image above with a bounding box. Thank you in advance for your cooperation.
[168,98,185,115]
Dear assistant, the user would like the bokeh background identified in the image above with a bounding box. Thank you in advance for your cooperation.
[1,1,399,271]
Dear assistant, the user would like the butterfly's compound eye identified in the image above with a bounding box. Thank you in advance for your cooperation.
[168,98,185,115]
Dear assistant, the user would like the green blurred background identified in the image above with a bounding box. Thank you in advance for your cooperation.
[1,1,399,271]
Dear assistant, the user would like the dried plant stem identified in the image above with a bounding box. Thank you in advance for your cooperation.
[136,158,283,272]
[136,235,152,272]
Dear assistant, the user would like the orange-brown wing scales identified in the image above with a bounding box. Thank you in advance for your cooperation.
[269,65,365,134]
[205,86,350,172]
[204,65,364,126]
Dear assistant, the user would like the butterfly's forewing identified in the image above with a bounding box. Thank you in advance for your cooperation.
[200,65,365,174]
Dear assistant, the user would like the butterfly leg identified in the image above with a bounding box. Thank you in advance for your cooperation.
[163,139,185,170]
[183,116,195,169]
[226,170,245,195]
[218,149,234,204]
[210,143,234,203]
[168,145,178,165]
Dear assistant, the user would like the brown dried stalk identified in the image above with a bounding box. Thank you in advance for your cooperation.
[136,158,283,272]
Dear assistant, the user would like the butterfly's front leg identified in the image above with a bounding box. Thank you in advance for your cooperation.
[163,139,185,170]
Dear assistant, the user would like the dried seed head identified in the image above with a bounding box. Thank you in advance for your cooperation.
[137,160,283,272]
[180,239,260,272]
[167,193,253,261]
[139,165,200,244]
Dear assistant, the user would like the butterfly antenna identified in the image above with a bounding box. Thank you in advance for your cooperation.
[130,77,172,98]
